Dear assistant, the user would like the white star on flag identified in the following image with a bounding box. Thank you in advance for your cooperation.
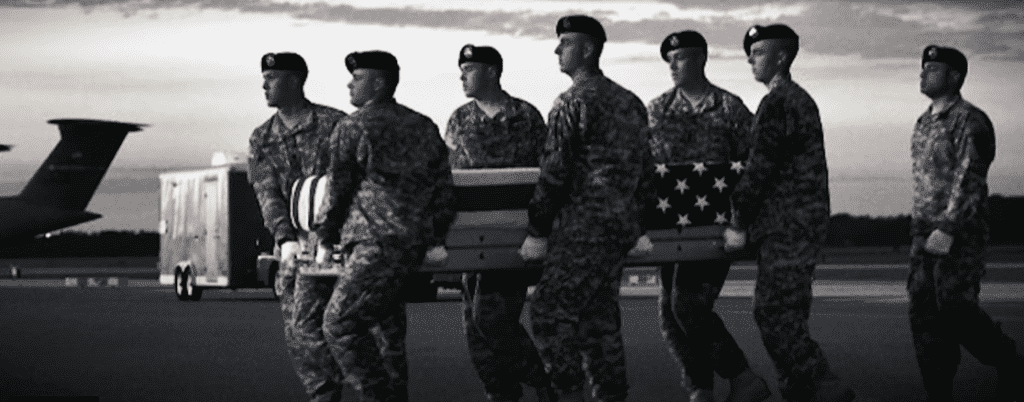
[692,162,707,176]
[676,214,691,227]
[656,197,671,213]
[694,195,710,211]
[655,163,670,178]
[730,161,744,173]
[715,212,728,224]
[713,177,728,192]
[675,178,689,194]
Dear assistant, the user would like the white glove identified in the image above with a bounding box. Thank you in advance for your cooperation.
[723,227,747,253]
[280,241,300,263]
[519,236,548,261]
[628,234,654,257]
[424,246,448,265]
[315,243,333,264]
[925,229,954,255]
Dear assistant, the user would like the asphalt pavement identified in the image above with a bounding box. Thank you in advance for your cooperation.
[1,286,1022,402]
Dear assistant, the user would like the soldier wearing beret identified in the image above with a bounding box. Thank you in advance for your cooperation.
[908,44,1023,402]
[518,15,654,402]
[444,44,556,402]
[724,24,856,402]
[313,50,457,402]
[246,52,348,402]
[647,30,769,402]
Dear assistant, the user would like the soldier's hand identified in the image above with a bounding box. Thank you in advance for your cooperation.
[628,234,654,257]
[723,227,747,253]
[424,246,448,265]
[315,243,332,264]
[925,229,953,255]
[519,236,548,261]
[280,241,300,262]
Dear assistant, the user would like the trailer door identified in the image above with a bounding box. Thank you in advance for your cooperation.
[199,173,227,286]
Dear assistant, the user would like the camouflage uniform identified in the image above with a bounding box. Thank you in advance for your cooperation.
[248,102,347,402]
[528,73,652,402]
[908,96,1019,400]
[730,75,834,401]
[445,93,553,401]
[315,98,456,402]
[647,85,754,392]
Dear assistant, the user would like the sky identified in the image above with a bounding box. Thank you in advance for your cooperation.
[1,0,1022,230]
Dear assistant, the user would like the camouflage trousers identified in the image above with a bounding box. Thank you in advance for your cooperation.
[530,239,632,402]
[277,242,345,402]
[753,236,835,402]
[659,260,750,391]
[462,270,551,401]
[322,240,423,402]
[908,230,1019,401]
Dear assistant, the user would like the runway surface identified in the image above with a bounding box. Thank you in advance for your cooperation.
[2,285,1022,402]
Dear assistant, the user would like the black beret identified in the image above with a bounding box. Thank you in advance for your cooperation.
[555,15,606,43]
[344,51,400,73]
[458,44,503,71]
[660,31,708,61]
[261,52,308,73]
[743,24,799,56]
[922,45,967,76]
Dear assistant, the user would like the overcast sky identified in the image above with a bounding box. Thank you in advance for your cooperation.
[1,1,1022,195]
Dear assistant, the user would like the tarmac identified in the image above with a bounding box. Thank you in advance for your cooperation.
[2,286,1023,402]
[2,262,1023,401]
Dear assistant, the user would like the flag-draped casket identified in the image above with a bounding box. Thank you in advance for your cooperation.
[293,163,744,275]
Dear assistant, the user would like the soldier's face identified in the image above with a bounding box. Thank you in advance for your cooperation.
[920,61,956,98]
[348,69,378,108]
[460,62,491,98]
[747,40,781,84]
[262,70,297,107]
[555,33,588,74]
[667,47,706,86]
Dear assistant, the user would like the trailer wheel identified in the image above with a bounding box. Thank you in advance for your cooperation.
[269,267,281,300]
[174,268,190,301]
[186,268,203,301]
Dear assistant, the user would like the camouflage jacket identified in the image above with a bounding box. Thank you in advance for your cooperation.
[647,84,754,165]
[911,95,995,236]
[445,92,547,169]
[314,98,456,248]
[731,75,830,244]
[247,101,348,248]
[528,72,654,243]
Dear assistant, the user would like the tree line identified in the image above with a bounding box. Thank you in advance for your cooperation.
[1,195,1019,258]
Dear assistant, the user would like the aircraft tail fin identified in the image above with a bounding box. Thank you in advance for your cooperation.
[17,119,145,211]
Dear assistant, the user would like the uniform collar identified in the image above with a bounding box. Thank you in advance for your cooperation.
[768,73,792,92]
[272,100,315,135]
[673,84,719,114]
[926,94,964,119]
[471,90,513,119]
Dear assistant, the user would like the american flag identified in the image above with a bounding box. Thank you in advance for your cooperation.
[644,161,746,230]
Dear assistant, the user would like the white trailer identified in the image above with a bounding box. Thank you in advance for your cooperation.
[157,164,277,301]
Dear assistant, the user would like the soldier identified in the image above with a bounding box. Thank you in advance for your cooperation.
[647,30,770,402]
[908,45,1023,402]
[444,44,557,402]
[313,50,456,402]
[247,52,348,402]
[723,25,856,402]
[518,15,653,402]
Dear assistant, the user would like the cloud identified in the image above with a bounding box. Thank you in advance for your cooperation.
[3,0,1022,61]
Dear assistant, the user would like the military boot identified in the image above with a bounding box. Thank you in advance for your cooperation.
[688,388,714,402]
[997,353,1024,401]
[810,372,856,402]
[725,367,771,402]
